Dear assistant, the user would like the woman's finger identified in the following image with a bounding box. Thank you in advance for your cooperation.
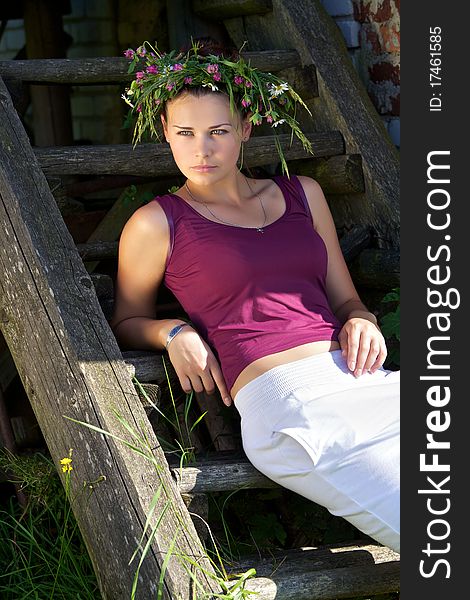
[368,343,388,373]
[209,360,232,406]
[187,373,205,394]
[179,373,193,395]
[353,334,372,376]
[345,326,361,372]
[199,366,217,395]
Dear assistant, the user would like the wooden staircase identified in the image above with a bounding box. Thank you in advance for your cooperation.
[0,1,399,598]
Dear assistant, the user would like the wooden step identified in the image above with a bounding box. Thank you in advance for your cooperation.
[76,240,118,261]
[226,542,400,599]
[0,50,302,84]
[168,454,277,493]
[35,131,344,176]
[297,154,365,195]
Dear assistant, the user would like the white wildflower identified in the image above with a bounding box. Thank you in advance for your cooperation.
[267,82,289,98]
[272,119,286,127]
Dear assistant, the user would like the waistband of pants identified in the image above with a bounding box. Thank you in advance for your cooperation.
[233,349,348,420]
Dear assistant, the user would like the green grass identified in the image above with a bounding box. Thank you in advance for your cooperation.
[0,450,100,600]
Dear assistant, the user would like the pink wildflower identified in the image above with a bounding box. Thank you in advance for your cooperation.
[213,72,222,81]
[207,63,219,73]
[154,98,161,105]
[146,65,158,74]
[241,98,252,108]
[135,71,146,80]
[234,75,244,85]
[266,115,273,123]
[166,82,175,91]
[136,104,142,112]
[136,46,146,57]
[172,63,184,71]
[184,76,193,84]
[124,49,135,60]
[245,81,252,88]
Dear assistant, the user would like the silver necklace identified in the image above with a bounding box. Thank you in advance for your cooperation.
[184,175,268,233]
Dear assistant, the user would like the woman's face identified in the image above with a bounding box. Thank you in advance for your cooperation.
[161,92,252,185]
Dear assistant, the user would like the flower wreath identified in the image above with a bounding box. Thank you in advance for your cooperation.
[121,38,315,176]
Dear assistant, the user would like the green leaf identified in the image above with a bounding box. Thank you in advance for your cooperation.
[380,306,400,341]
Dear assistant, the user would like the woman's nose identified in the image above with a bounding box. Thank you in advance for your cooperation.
[195,136,212,157]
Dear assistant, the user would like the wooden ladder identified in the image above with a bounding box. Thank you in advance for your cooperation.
[0,2,399,599]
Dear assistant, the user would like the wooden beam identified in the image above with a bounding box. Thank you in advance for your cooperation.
[296,154,365,194]
[0,50,301,84]
[0,75,220,600]
[34,131,345,176]
[228,561,399,599]
[227,543,399,599]
[169,454,278,493]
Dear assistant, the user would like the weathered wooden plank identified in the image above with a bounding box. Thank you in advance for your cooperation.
[0,75,220,600]
[228,562,399,599]
[0,50,301,84]
[276,63,319,99]
[225,0,400,251]
[231,541,399,572]
[169,455,277,493]
[226,543,399,599]
[76,240,118,261]
[34,131,345,176]
[121,350,175,386]
[296,154,365,194]
[194,0,273,19]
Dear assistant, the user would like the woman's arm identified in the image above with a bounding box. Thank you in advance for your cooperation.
[109,201,186,350]
[297,176,387,375]
[110,201,233,404]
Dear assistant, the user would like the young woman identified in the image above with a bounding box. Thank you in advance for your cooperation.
[111,38,400,553]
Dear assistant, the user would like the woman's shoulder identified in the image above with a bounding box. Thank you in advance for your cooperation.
[293,175,330,229]
[122,195,171,242]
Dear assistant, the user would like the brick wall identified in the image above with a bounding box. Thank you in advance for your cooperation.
[321,0,400,148]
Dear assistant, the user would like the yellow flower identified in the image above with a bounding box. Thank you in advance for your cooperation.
[60,450,73,473]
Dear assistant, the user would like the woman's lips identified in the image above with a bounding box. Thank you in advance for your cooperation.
[192,166,217,172]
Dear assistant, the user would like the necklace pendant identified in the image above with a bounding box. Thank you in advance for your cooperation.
[257,227,264,233]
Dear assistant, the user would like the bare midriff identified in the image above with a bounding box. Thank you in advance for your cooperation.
[230,339,341,399]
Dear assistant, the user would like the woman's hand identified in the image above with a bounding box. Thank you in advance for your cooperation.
[167,327,232,406]
[337,317,387,377]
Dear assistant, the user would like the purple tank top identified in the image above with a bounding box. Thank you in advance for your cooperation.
[153,174,342,392]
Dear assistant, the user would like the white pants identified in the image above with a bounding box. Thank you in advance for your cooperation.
[233,349,400,553]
